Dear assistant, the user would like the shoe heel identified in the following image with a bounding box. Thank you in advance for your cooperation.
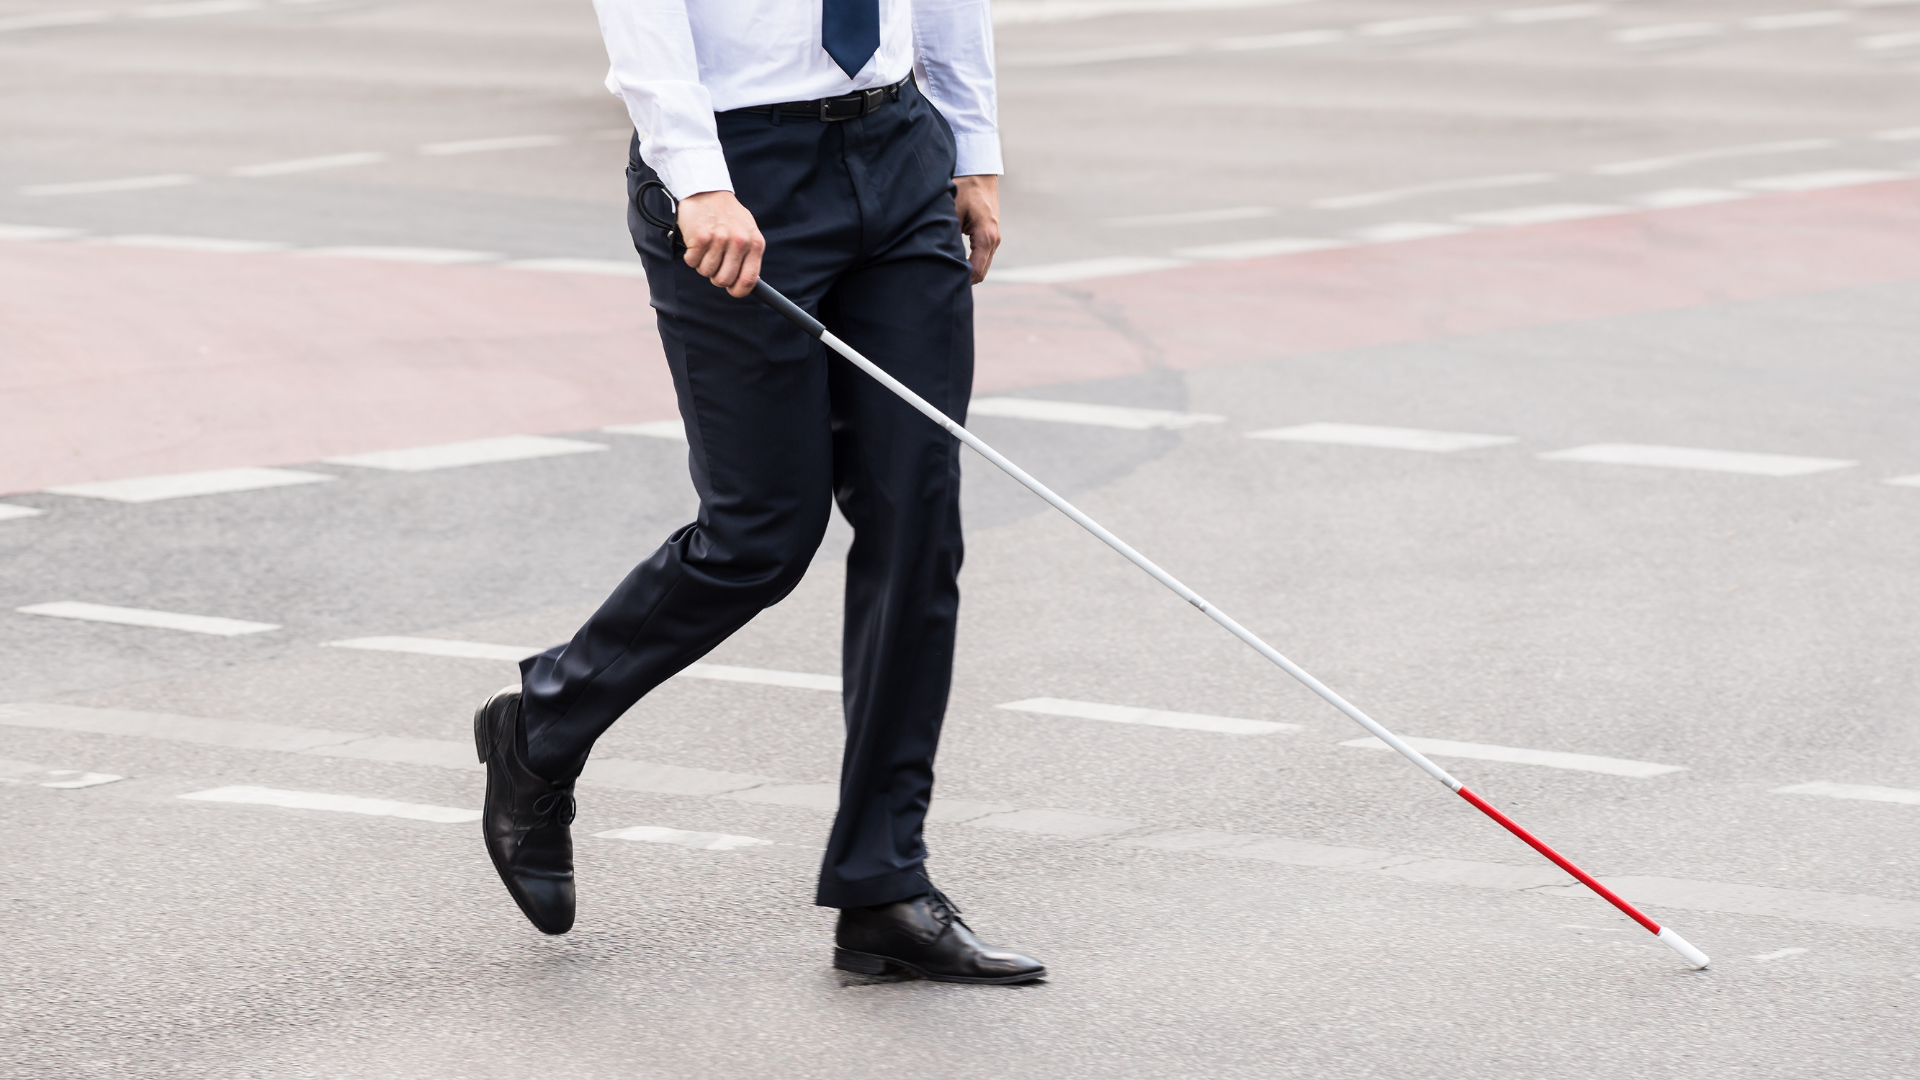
[833,948,890,976]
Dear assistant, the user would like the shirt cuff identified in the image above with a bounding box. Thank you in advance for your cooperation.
[951,131,1003,177]
[655,147,735,200]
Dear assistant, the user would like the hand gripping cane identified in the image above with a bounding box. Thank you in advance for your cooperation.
[634,181,1710,970]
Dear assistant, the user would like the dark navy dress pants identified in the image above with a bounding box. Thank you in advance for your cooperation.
[518,80,973,910]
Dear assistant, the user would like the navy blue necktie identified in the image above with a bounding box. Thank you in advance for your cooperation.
[821,0,880,78]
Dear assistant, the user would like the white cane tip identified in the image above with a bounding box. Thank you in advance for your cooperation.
[1657,927,1710,969]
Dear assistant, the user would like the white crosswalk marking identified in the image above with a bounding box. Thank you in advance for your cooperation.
[1741,170,1909,192]
[46,466,335,502]
[102,234,288,254]
[1774,781,1920,806]
[504,257,648,276]
[1539,443,1856,476]
[1247,423,1516,453]
[230,152,387,178]
[968,398,1224,430]
[17,602,280,636]
[601,419,688,440]
[1456,204,1623,226]
[0,504,44,521]
[999,697,1298,735]
[1887,475,1920,488]
[597,825,774,850]
[322,636,841,690]
[1340,735,1686,778]
[295,246,501,264]
[324,435,608,472]
[1172,237,1348,260]
[990,256,1189,284]
[179,786,479,823]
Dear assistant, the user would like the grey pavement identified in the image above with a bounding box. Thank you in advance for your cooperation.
[6,1,1920,1077]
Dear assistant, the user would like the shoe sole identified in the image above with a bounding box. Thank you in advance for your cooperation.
[832,947,1046,985]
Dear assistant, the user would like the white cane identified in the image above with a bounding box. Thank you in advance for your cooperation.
[636,181,1709,969]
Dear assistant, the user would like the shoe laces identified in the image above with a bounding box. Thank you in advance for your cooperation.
[530,788,576,827]
[922,881,971,933]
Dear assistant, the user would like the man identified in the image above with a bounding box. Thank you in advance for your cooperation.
[472,0,1046,984]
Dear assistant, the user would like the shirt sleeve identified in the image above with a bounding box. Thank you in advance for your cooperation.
[911,0,1003,176]
[591,0,735,198]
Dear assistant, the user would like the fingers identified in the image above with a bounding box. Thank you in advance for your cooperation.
[677,191,765,296]
[965,225,999,284]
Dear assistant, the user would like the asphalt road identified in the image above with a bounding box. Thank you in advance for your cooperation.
[5,1,1920,1077]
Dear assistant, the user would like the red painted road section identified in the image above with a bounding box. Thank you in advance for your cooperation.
[4,178,1918,494]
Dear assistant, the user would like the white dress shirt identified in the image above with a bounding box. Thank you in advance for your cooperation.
[592,0,1000,198]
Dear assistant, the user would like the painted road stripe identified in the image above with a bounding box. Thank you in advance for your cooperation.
[0,223,84,240]
[1456,203,1623,226]
[1858,30,1920,51]
[1876,126,1920,142]
[1887,474,1920,488]
[321,635,841,691]
[1247,422,1516,453]
[1746,11,1850,30]
[1775,781,1920,806]
[23,174,196,196]
[44,465,335,502]
[602,419,688,441]
[1000,697,1299,736]
[1741,169,1910,192]
[1538,443,1856,476]
[1102,206,1274,228]
[1594,138,1833,176]
[18,602,280,636]
[323,435,608,472]
[8,702,1918,931]
[596,825,774,850]
[137,0,262,18]
[1349,221,1472,242]
[230,152,387,178]
[180,785,479,823]
[503,257,647,277]
[1750,947,1809,961]
[419,135,567,156]
[1212,29,1345,51]
[0,504,44,521]
[1311,172,1555,211]
[0,760,124,789]
[968,398,1225,430]
[1359,15,1477,36]
[1497,4,1607,24]
[1633,188,1750,208]
[0,10,114,31]
[102,234,288,254]
[1340,736,1686,778]
[1172,237,1348,260]
[295,246,501,264]
[991,256,1188,284]
[1612,22,1722,45]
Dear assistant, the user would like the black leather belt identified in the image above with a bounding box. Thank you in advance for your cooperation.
[737,77,911,122]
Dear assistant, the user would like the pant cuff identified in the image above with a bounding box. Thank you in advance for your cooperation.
[814,864,930,909]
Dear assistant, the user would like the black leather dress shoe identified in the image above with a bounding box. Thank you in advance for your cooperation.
[474,684,576,935]
[834,886,1046,984]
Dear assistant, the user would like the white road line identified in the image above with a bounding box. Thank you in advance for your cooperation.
[101,234,288,254]
[596,825,774,850]
[1874,126,1920,141]
[999,697,1299,736]
[1745,10,1851,30]
[1594,138,1834,176]
[1102,206,1273,228]
[323,435,609,472]
[0,504,44,521]
[295,246,501,264]
[22,174,196,197]
[1212,28,1345,50]
[321,635,842,691]
[1858,30,1920,50]
[1172,237,1348,260]
[1002,40,1197,65]
[502,258,647,277]
[1612,22,1724,45]
[1341,736,1687,778]
[1538,443,1857,476]
[179,785,479,823]
[602,419,688,441]
[971,807,1141,839]
[0,10,114,31]
[968,398,1225,430]
[1496,4,1607,23]
[1247,422,1517,453]
[1775,780,1920,806]
[1887,474,1920,487]
[0,223,82,240]
[419,135,567,156]
[1633,188,1751,208]
[45,465,335,502]
[0,760,125,789]
[1750,947,1809,961]
[1358,15,1477,36]
[990,256,1189,284]
[136,0,262,17]
[1740,169,1910,192]
[1455,203,1623,226]
[1311,172,1555,211]
[990,0,1327,26]
[231,151,388,178]
[17,602,280,637]
[1539,875,1920,931]
[1349,221,1472,242]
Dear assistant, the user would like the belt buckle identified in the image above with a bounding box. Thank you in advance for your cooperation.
[818,95,856,122]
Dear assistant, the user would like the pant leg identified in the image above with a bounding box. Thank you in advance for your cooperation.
[812,84,977,908]
[519,131,855,782]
